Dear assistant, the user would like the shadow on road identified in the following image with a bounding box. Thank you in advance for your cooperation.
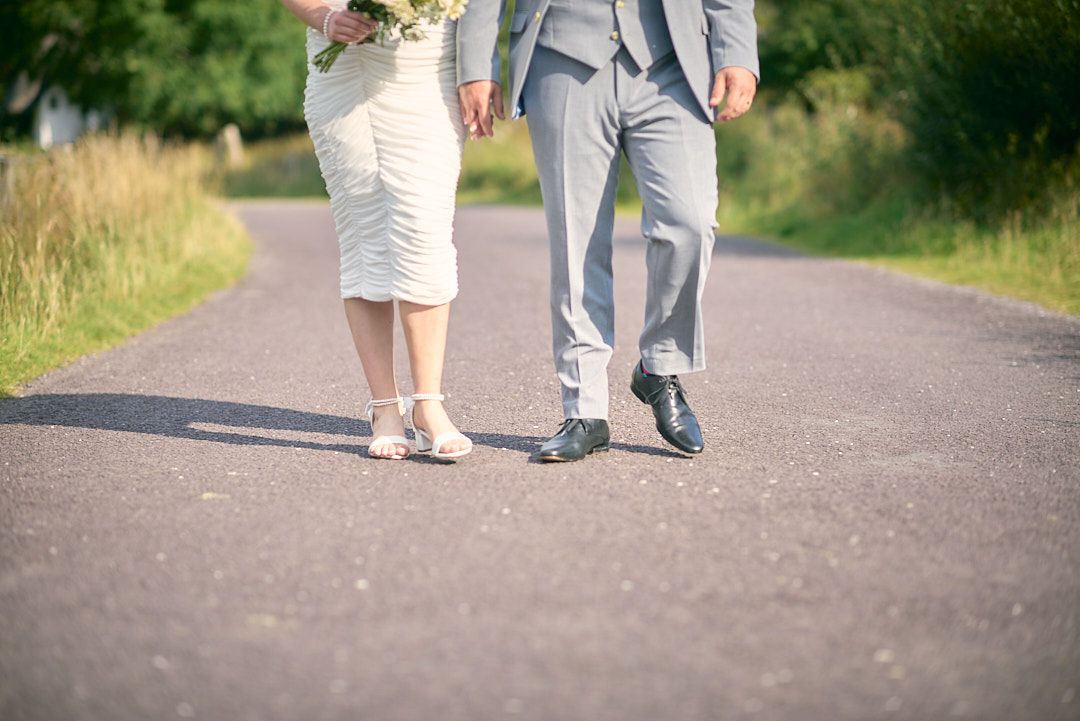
[711,234,805,258]
[1,393,701,460]
[0,393,375,453]
[518,443,689,463]
[0,393,527,456]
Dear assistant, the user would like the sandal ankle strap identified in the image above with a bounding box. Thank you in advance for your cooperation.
[366,397,407,418]
[411,393,445,402]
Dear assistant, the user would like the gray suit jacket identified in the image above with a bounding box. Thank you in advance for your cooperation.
[456,1,504,87]
[457,0,759,121]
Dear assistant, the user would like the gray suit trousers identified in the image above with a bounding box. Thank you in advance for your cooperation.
[523,46,719,420]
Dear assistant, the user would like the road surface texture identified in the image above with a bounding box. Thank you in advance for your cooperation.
[2,202,1078,721]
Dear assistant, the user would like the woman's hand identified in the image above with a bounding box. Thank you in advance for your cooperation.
[458,81,505,139]
[324,6,377,44]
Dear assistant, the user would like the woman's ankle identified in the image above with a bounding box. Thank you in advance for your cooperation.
[372,404,404,427]
[413,401,453,432]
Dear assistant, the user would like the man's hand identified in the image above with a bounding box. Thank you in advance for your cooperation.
[458,80,505,139]
[710,66,757,123]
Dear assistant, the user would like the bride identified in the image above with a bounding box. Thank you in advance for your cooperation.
[279,0,502,459]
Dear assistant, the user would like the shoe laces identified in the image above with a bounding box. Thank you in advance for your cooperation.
[558,418,596,435]
[651,375,687,403]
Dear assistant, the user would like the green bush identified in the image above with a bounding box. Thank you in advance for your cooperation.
[870,0,1080,214]
[757,0,1080,217]
[757,0,872,102]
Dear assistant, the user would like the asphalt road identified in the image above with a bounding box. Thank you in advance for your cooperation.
[2,201,1078,721]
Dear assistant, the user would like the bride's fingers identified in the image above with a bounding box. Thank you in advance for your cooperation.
[350,17,377,32]
[336,13,376,42]
[458,81,499,139]
[342,12,376,27]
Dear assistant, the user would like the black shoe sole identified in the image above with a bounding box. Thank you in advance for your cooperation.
[539,443,610,462]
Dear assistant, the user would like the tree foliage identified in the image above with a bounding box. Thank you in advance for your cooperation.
[1,0,309,138]
[5,0,1079,213]
[756,0,870,97]
[757,0,1080,213]
[872,0,1080,210]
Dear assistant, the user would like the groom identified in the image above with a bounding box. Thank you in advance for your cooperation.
[458,0,759,461]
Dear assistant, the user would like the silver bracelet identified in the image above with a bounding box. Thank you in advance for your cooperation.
[322,9,337,37]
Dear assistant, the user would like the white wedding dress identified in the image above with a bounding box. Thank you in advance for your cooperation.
[304,17,466,306]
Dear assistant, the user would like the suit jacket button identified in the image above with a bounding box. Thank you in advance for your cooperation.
[534,11,541,20]
[611,31,620,40]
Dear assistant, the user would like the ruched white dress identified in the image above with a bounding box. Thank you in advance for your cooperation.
[304,14,466,305]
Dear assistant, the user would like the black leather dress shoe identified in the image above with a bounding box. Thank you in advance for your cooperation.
[539,418,610,462]
[630,360,704,454]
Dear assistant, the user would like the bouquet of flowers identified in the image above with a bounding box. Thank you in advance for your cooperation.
[313,0,468,72]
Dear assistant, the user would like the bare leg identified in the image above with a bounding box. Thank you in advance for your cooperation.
[399,300,471,455]
[343,298,408,458]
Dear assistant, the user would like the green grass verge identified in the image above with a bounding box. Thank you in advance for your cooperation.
[1,134,252,397]
[719,196,1080,316]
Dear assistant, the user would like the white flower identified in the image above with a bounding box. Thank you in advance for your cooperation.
[315,0,467,72]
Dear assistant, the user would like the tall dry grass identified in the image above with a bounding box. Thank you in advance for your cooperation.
[0,132,252,395]
[890,188,1080,314]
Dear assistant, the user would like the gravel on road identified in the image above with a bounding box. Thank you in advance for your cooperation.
[1,201,1077,721]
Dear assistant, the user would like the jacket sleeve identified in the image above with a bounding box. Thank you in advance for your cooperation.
[705,0,760,81]
[456,0,505,86]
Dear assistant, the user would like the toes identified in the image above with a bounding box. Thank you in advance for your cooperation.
[371,442,407,458]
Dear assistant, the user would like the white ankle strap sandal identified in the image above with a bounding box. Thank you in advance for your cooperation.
[410,394,472,459]
[365,397,410,460]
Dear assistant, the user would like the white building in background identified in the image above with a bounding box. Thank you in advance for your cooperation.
[33,85,106,149]
[4,72,107,149]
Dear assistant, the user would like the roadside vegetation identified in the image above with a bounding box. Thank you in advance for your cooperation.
[0,133,252,396]
[222,133,326,198]
[2,0,1075,397]
[716,0,1080,315]
[713,85,1080,315]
